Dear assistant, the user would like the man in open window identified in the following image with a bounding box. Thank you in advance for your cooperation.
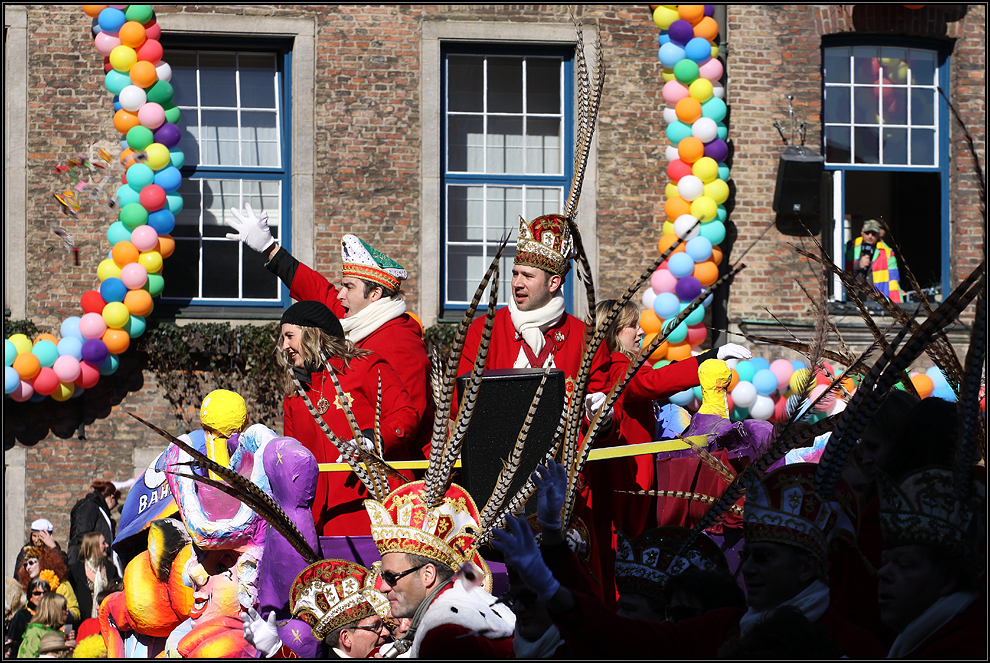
[844,219,902,303]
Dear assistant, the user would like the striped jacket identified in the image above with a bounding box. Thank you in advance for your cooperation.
[844,237,902,303]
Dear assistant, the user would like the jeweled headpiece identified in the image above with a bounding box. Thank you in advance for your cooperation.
[614,527,727,600]
[340,234,407,292]
[289,559,390,640]
[514,214,575,276]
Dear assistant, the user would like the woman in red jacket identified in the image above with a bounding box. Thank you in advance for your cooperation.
[277,301,419,537]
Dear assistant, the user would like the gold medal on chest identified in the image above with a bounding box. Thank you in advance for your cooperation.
[316,396,330,415]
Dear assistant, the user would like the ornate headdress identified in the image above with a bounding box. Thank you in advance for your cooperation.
[340,234,407,292]
[289,559,390,640]
[614,527,726,600]
[877,466,986,572]
[525,513,592,562]
[743,463,857,567]
[364,481,492,592]
[514,214,575,277]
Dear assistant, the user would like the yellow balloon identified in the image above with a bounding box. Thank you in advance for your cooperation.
[144,143,171,171]
[790,368,812,393]
[662,220,675,236]
[9,333,32,355]
[665,182,679,200]
[653,5,679,30]
[102,301,131,329]
[109,45,137,72]
[711,44,719,59]
[661,67,675,83]
[689,78,714,103]
[690,195,718,223]
[692,157,719,184]
[50,381,75,402]
[704,179,730,205]
[138,250,164,274]
[97,258,123,282]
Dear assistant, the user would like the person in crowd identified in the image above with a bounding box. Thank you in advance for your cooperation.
[662,567,747,623]
[882,397,963,481]
[503,565,566,658]
[277,300,419,536]
[14,520,69,577]
[493,462,886,659]
[844,218,901,302]
[16,547,80,625]
[226,205,433,459]
[67,480,124,574]
[68,533,120,620]
[716,605,844,658]
[17,592,71,658]
[7,578,50,658]
[35,631,73,659]
[876,466,986,659]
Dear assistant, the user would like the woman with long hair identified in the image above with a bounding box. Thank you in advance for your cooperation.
[277,300,419,536]
[68,532,120,620]
[7,578,51,657]
[16,545,80,625]
[17,591,71,658]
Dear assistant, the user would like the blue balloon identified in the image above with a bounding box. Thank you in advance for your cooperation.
[750,356,771,373]
[792,359,808,371]
[70,386,86,399]
[685,37,713,63]
[667,252,696,279]
[717,163,731,181]
[147,209,176,235]
[930,386,957,402]
[753,369,779,396]
[98,7,126,33]
[116,184,141,208]
[57,337,84,361]
[717,123,728,140]
[665,120,693,145]
[154,166,182,193]
[60,316,84,341]
[113,100,122,112]
[685,236,713,262]
[699,220,726,246]
[702,292,714,308]
[658,42,687,69]
[100,277,127,303]
[701,96,728,122]
[669,388,695,406]
[30,391,48,403]
[98,353,120,376]
[5,366,20,394]
[678,301,705,326]
[692,385,704,401]
[32,340,59,368]
[716,204,728,222]
[657,33,671,47]
[107,221,132,246]
[663,319,689,344]
[654,292,681,320]
[168,149,185,169]
[124,315,147,339]
[925,366,948,389]
[4,339,15,367]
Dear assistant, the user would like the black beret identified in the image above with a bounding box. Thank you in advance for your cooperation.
[280,301,344,339]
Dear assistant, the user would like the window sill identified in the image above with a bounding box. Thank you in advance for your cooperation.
[152,303,285,322]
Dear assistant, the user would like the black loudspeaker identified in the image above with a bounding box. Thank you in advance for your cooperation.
[456,368,565,517]
[773,146,824,216]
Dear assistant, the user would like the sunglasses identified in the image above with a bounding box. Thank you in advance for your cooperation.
[863,230,879,236]
[31,590,45,596]
[499,588,539,609]
[379,564,425,587]
[351,620,387,633]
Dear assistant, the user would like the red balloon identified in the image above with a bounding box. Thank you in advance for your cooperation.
[81,290,108,314]
[75,361,101,389]
[135,38,163,63]
[666,159,694,183]
[144,19,161,40]
[139,184,167,211]
[771,393,789,423]
[104,56,113,73]
[33,367,60,396]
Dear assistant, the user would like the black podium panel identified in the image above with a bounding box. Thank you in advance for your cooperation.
[456,368,565,516]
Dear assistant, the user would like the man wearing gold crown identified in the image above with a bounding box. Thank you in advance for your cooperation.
[362,482,516,657]
[226,205,433,458]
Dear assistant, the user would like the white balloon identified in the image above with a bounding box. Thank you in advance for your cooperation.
[673,214,701,240]
[642,287,657,310]
[665,145,681,162]
[155,61,172,83]
[732,381,758,409]
[662,107,678,125]
[749,394,775,420]
[692,117,718,143]
[677,175,705,202]
[712,83,725,99]
[119,85,147,112]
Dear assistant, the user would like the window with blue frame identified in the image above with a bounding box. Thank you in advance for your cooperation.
[162,43,290,308]
[822,37,949,303]
[441,45,573,317]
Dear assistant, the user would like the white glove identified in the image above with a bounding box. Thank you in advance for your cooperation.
[584,392,613,426]
[226,204,275,254]
[533,460,567,531]
[717,343,752,361]
[334,436,374,463]
[243,608,281,658]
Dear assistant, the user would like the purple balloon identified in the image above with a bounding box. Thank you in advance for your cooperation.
[153,123,181,149]
[675,275,703,301]
[81,339,110,365]
[704,138,729,163]
[668,20,695,46]
[705,5,715,17]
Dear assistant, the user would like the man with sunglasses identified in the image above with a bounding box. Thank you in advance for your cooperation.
[844,219,902,303]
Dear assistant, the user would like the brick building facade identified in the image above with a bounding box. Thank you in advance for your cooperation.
[4,5,984,576]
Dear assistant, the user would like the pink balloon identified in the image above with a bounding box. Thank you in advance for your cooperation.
[10,379,34,402]
[137,102,165,130]
[130,225,159,252]
[769,358,794,391]
[661,80,690,105]
[120,262,149,289]
[687,324,708,346]
[698,57,724,82]
[810,384,836,412]
[80,312,108,340]
[650,268,679,295]
[94,32,122,56]
[53,355,82,383]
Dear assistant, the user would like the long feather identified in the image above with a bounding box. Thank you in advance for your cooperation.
[618,489,744,517]
[956,279,986,499]
[681,436,735,484]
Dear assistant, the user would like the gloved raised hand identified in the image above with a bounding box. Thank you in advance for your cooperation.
[226,204,276,254]
[491,514,560,602]
[717,343,752,361]
[242,607,281,658]
[533,459,568,531]
[584,392,613,426]
[334,435,375,463]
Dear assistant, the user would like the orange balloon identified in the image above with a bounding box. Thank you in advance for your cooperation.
[642,333,669,362]
[124,289,154,316]
[711,245,723,265]
[118,21,147,49]
[728,368,740,391]
[678,4,706,24]
[112,241,140,267]
[129,60,158,88]
[910,373,934,398]
[657,233,686,256]
[120,148,135,165]
[113,109,141,134]
[83,5,107,18]
[640,309,663,335]
[156,234,175,259]
[34,333,59,346]
[664,195,691,221]
[13,353,42,380]
[103,328,131,355]
[693,260,719,286]
[408,311,424,332]
[839,376,856,394]
[675,97,703,124]
[666,341,693,362]
[677,136,705,164]
[694,16,719,41]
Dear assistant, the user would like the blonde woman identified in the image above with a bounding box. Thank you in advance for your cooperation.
[18,592,72,658]
[68,532,120,619]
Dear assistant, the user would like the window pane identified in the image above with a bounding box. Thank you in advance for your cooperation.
[202,179,237,238]
[525,188,561,220]
[882,88,907,125]
[854,126,879,164]
[241,180,281,232]
[853,47,879,84]
[882,128,907,164]
[242,245,280,299]
[487,116,523,174]
[200,110,239,165]
[824,86,850,124]
[527,58,561,113]
[164,239,200,297]
[241,111,280,167]
[854,87,878,124]
[907,51,936,86]
[825,126,851,163]
[488,57,523,113]
[448,56,484,112]
[525,117,561,175]
[199,53,238,107]
[169,52,199,107]
[823,48,850,84]
[202,239,240,298]
[911,128,935,165]
[447,185,484,242]
[238,53,277,109]
[447,115,484,172]
[486,187,523,241]
[173,179,202,238]
[177,122,201,168]
[446,244,484,303]
[911,88,935,125]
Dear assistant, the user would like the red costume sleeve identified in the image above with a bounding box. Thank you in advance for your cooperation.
[366,355,421,453]
[287,260,348,319]
[624,356,701,402]
[417,623,515,658]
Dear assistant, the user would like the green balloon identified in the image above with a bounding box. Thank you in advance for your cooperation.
[716,204,728,222]
[168,149,185,169]
[126,162,155,189]
[673,59,700,85]
[119,202,149,230]
[699,219,726,245]
[105,70,130,95]
[162,103,181,125]
[166,192,184,215]
[144,273,165,297]
[124,314,147,339]
[145,80,174,105]
[124,5,154,23]
[127,125,154,151]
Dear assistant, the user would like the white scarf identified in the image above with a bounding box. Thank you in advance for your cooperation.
[886,590,977,659]
[340,296,407,344]
[512,623,564,659]
[507,291,566,368]
[737,580,831,637]
[85,559,107,618]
